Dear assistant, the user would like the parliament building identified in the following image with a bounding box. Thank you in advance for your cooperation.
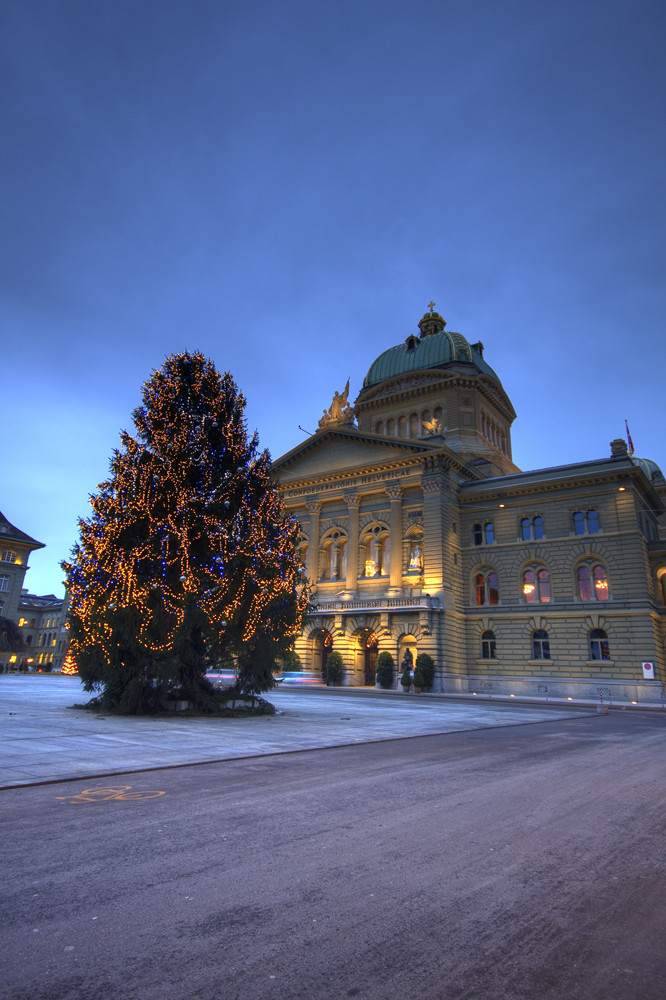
[272,306,666,705]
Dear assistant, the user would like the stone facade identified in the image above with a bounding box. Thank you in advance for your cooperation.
[272,308,666,705]
[0,511,45,672]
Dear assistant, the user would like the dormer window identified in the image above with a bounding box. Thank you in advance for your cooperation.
[405,335,419,351]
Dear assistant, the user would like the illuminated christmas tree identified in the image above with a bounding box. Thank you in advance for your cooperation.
[62,352,307,713]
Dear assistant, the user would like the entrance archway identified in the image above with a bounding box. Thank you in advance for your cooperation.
[358,629,379,686]
[312,628,333,683]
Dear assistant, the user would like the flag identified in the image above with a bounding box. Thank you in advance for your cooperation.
[625,419,634,456]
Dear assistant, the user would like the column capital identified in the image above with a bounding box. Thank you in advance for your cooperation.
[344,493,361,508]
[305,499,322,514]
[385,486,403,502]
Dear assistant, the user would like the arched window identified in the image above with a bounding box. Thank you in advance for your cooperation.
[474,570,499,606]
[573,510,600,535]
[577,563,609,601]
[589,629,611,661]
[523,567,551,604]
[481,630,496,659]
[375,420,385,435]
[532,629,550,660]
[573,512,586,535]
[472,522,494,546]
[1,550,16,563]
[521,516,544,541]
[362,525,390,577]
[320,531,347,581]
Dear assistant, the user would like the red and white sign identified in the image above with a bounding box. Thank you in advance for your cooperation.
[642,662,655,679]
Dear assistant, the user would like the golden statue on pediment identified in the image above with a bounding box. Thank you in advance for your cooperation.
[318,379,355,429]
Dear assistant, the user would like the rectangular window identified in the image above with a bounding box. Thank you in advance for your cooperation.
[0,576,9,592]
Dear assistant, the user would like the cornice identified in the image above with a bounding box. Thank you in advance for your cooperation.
[277,447,476,502]
[458,463,657,504]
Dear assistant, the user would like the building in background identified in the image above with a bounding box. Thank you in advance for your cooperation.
[273,306,666,704]
[0,511,44,672]
[16,591,70,672]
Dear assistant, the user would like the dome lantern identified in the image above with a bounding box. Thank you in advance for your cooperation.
[418,301,446,338]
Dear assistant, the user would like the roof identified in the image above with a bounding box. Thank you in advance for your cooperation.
[631,457,664,483]
[0,511,44,550]
[363,327,503,388]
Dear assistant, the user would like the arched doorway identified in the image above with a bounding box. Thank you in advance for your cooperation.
[312,628,333,683]
[359,629,378,686]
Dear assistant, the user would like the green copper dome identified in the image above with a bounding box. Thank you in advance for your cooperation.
[631,457,664,483]
[362,308,503,388]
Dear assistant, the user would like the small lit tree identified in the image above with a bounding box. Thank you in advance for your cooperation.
[63,352,308,713]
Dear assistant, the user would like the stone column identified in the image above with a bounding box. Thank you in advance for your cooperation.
[305,500,321,586]
[345,493,360,593]
[386,486,403,595]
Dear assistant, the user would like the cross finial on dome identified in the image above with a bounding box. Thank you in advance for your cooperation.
[428,300,436,312]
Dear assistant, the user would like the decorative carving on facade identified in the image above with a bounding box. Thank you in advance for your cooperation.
[384,486,403,502]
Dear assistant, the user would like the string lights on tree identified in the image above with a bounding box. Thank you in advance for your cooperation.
[62,351,308,713]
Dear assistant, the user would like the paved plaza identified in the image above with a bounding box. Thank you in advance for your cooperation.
[0,674,594,787]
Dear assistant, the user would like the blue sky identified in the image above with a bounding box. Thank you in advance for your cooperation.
[2,0,664,597]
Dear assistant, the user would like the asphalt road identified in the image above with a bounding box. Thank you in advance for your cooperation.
[1,711,665,1000]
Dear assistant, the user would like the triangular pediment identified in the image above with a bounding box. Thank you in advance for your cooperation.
[271,428,441,482]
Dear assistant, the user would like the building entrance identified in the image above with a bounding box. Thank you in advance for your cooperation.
[362,630,378,686]
[312,629,333,683]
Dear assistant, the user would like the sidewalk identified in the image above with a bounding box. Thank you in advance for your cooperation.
[0,674,593,788]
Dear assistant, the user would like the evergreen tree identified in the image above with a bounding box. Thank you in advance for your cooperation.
[63,352,307,713]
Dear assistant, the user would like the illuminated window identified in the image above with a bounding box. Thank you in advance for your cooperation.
[577,563,609,601]
[589,629,611,661]
[573,510,600,535]
[532,629,550,660]
[474,570,499,606]
[481,630,496,659]
[523,567,551,604]
[19,618,28,627]
[1,550,16,563]
[0,575,9,592]
[362,525,390,577]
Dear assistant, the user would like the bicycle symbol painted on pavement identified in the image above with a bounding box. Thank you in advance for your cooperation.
[56,785,166,804]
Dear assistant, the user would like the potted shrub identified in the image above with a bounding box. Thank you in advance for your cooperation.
[376,651,395,689]
[400,667,412,692]
[326,650,344,686]
[412,668,425,693]
[416,653,435,692]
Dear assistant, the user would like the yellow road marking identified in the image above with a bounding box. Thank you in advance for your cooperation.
[56,785,165,803]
